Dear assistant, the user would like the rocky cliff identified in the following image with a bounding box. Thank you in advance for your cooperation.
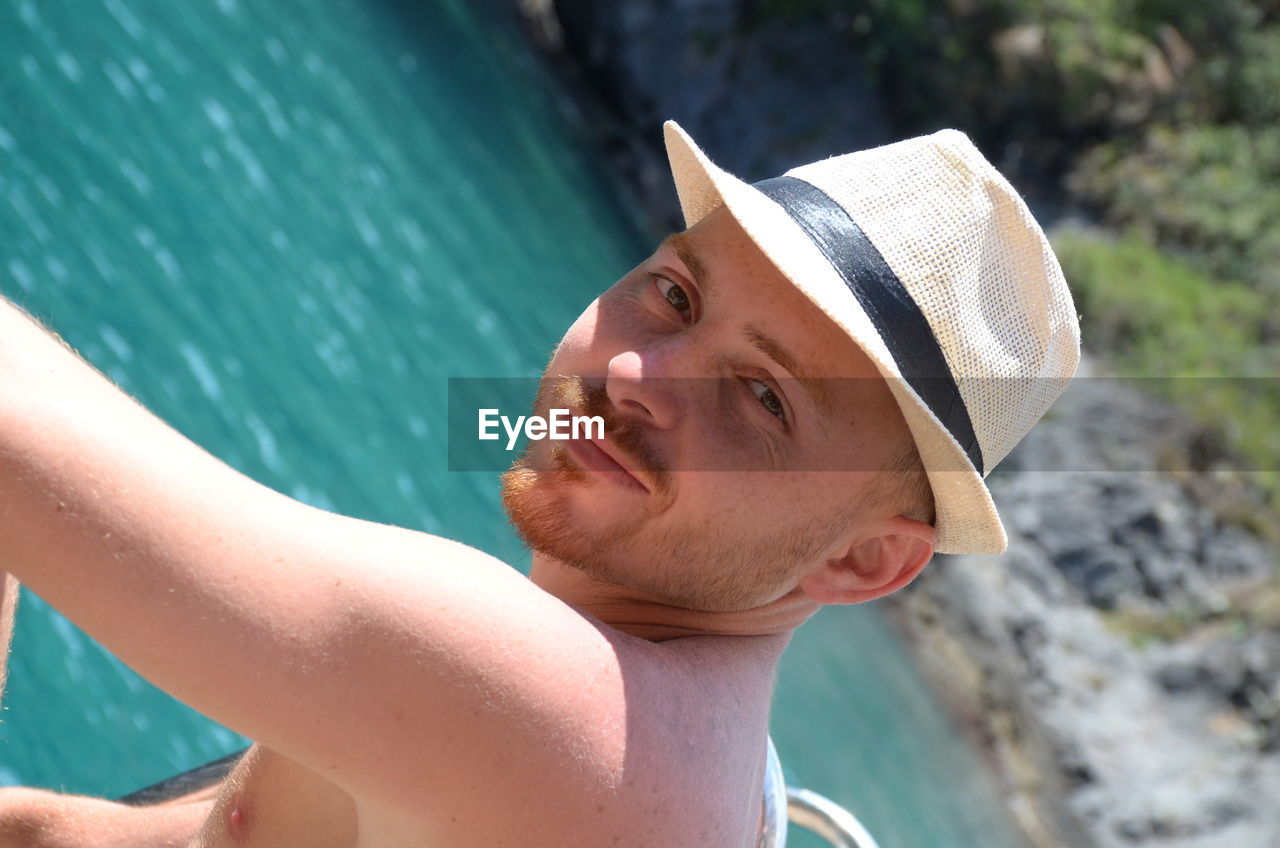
[513,0,896,232]
[892,359,1280,848]
[509,2,1280,845]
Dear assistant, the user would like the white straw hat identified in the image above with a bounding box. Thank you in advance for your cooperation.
[663,120,1080,555]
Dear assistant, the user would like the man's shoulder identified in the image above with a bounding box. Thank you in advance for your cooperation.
[505,630,774,846]
[317,536,777,844]
[354,668,769,848]
[359,617,773,847]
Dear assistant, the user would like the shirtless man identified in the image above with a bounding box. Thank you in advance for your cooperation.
[0,121,1078,847]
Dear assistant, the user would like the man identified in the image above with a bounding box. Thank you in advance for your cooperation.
[0,121,1078,847]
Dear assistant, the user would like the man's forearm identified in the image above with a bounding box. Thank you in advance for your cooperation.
[0,296,74,707]
[0,573,17,706]
[0,786,213,848]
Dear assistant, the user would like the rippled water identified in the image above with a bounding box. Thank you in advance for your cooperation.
[0,1,1030,845]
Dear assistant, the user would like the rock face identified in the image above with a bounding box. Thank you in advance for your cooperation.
[510,4,1280,846]
[888,361,1280,848]
[530,0,893,232]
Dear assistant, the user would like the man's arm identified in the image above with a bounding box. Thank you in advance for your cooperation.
[0,299,629,820]
[0,573,17,708]
[0,786,213,848]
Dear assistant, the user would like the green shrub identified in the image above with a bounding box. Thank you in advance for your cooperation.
[1070,124,1280,294]
[1052,227,1269,372]
[1053,228,1280,516]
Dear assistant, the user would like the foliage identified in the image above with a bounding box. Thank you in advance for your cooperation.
[1052,227,1269,372]
[753,1,1280,194]
[1071,125,1280,295]
[1052,228,1280,513]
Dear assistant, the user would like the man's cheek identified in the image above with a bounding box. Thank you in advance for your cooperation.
[558,299,609,354]
[553,300,638,372]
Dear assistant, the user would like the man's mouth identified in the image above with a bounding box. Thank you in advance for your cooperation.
[562,435,650,494]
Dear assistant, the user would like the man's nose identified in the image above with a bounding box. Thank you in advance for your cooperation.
[605,349,686,430]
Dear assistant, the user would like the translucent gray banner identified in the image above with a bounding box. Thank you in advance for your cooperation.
[446,376,1279,473]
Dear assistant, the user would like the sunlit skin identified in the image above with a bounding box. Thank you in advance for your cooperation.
[508,205,937,641]
[0,203,937,848]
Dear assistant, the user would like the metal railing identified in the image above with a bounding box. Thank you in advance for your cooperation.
[760,736,881,848]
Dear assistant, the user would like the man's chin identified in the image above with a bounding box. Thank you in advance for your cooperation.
[501,458,595,564]
[502,457,657,587]
[500,454,800,614]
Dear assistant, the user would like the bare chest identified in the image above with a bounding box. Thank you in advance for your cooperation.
[186,744,358,848]
[182,638,774,848]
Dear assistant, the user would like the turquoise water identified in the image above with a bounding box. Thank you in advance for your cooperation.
[0,1,1030,845]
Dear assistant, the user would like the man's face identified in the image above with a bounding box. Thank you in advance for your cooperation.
[502,206,917,612]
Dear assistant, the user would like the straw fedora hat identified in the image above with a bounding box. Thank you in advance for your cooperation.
[663,120,1080,555]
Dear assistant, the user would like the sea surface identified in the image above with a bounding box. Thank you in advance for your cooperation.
[0,2,1031,846]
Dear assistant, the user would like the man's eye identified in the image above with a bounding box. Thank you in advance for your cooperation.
[653,275,692,319]
[750,379,786,422]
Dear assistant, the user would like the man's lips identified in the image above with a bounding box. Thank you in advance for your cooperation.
[563,436,650,494]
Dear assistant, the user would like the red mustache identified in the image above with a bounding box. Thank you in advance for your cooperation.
[543,375,669,492]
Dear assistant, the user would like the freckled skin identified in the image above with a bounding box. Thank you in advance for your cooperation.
[0,206,933,848]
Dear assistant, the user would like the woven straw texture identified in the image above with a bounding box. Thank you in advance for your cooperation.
[663,120,1080,555]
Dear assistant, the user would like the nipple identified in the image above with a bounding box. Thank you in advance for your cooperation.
[225,794,251,842]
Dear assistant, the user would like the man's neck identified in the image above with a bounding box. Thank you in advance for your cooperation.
[527,554,817,650]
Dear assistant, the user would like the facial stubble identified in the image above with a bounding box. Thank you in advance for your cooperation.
[499,375,856,613]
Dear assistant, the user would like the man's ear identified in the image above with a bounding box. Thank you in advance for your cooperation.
[798,517,935,605]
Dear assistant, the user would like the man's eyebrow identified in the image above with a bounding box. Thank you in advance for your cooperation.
[658,232,836,422]
[745,325,801,374]
[658,231,709,290]
[744,325,835,421]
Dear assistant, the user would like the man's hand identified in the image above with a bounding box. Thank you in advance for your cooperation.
[0,297,632,826]
[0,573,18,709]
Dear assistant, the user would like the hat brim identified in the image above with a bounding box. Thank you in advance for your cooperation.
[663,120,1008,555]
